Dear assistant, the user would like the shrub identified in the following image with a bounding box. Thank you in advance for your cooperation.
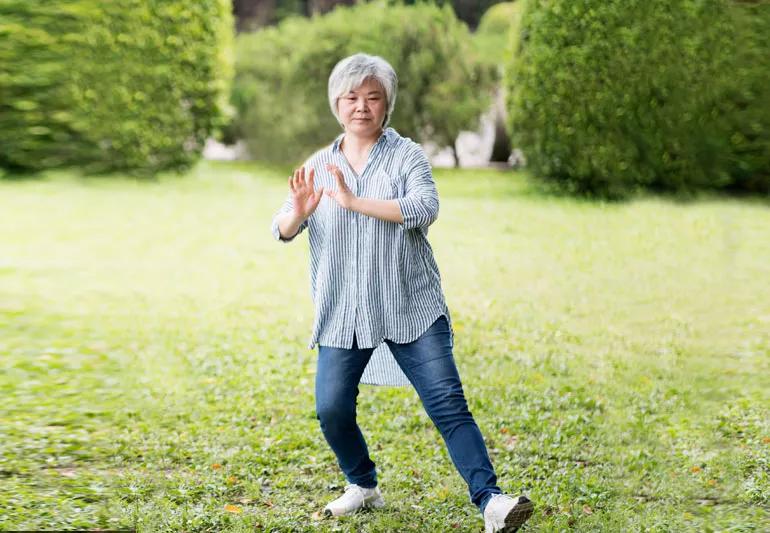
[506,0,769,197]
[229,1,493,165]
[475,0,524,70]
[718,2,770,193]
[0,0,233,177]
[473,1,525,162]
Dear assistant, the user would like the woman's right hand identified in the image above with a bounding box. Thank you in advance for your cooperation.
[289,166,324,222]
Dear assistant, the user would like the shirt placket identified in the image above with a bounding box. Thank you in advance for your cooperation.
[350,182,359,348]
[344,137,385,349]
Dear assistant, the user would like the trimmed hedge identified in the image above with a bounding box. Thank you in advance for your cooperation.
[721,2,770,193]
[0,0,233,177]
[228,1,493,164]
[506,0,770,197]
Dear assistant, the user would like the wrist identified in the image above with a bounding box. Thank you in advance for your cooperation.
[289,211,307,225]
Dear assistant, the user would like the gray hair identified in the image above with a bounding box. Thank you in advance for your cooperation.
[328,53,398,128]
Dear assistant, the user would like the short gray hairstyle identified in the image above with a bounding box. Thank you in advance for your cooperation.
[328,53,398,128]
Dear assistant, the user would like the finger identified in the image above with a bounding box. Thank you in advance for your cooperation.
[335,171,347,191]
[327,164,344,187]
[294,169,305,191]
[299,166,305,187]
[288,175,295,193]
[307,167,315,189]
[311,187,323,208]
[325,162,339,178]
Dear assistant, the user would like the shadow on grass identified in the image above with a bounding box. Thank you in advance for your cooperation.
[435,166,770,207]
[4,160,769,208]
[0,167,45,181]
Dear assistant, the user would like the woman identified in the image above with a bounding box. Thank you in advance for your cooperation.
[270,53,534,532]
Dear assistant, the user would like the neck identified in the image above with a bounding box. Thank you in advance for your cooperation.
[341,128,383,155]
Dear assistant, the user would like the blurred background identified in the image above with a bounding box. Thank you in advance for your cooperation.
[2,0,768,196]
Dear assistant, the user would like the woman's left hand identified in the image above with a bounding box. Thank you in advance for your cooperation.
[325,163,357,210]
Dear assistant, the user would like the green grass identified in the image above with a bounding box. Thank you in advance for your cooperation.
[1,161,768,531]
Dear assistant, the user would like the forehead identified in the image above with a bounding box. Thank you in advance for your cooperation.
[345,77,384,94]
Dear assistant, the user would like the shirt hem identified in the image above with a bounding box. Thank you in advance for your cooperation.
[308,306,453,350]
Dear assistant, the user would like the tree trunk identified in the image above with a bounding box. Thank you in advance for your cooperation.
[232,0,277,32]
[489,86,511,163]
[307,0,355,15]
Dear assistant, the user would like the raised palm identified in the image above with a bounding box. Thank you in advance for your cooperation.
[289,166,323,221]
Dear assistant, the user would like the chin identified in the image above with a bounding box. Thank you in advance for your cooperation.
[347,122,381,136]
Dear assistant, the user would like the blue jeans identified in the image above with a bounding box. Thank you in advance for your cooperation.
[315,315,502,513]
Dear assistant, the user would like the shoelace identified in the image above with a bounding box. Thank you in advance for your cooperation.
[343,484,367,495]
[335,484,370,509]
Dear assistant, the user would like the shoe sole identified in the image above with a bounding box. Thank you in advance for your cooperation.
[503,499,534,532]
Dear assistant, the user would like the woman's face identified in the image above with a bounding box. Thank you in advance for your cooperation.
[336,77,387,138]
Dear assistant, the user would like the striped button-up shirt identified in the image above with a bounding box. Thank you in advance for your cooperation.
[270,127,454,386]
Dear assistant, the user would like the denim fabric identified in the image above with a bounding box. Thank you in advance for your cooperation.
[315,315,502,513]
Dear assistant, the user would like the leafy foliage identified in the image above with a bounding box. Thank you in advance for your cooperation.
[506,0,770,198]
[228,1,493,164]
[0,0,234,177]
[474,0,524,72]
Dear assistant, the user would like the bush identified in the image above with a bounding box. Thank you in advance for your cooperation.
[475,0,524,70]
[506,0,770,198]
[228,1,493,165]
[473,1,525,162]
[0,0,233,177]
[718,2,770,193]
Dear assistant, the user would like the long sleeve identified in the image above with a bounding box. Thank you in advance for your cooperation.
[270,191,308,243]
[396,147,439,231]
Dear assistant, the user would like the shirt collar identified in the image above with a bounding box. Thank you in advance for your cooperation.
[332,127,397,153]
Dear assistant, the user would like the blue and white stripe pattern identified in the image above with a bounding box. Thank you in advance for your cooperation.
[270,127,454,386]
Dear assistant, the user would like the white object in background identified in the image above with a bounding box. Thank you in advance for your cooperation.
[203,138,250,161]
[423,105,499,168]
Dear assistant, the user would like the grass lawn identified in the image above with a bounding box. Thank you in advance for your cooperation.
[1,160,768,531]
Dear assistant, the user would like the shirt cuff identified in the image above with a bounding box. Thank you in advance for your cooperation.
[397,196,438,230]
[271,216,299,243]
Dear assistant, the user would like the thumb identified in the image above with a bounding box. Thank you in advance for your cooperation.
[334,170,345,189]
[329,165,346,187]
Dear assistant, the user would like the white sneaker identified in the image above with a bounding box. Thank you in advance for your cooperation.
[323,483,385,516]
[483,494,534,533]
